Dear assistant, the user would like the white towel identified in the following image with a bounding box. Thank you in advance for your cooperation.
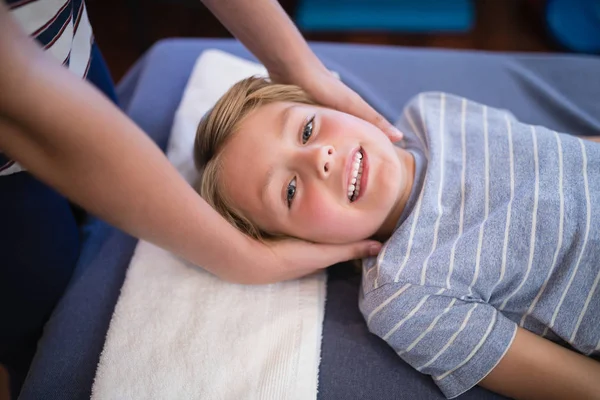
[91,50,327,400]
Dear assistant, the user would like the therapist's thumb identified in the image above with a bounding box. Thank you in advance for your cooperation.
[325,240,382,264]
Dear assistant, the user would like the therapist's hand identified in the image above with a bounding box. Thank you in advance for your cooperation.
[237,237,381,285]
[270,66,404,142]
[201,0,403,143]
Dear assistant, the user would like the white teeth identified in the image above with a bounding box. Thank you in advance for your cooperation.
[348,150,364,201]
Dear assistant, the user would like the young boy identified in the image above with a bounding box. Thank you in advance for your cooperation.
[194,76,600,399]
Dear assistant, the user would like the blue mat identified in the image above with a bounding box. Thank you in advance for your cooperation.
[20,39,600,400]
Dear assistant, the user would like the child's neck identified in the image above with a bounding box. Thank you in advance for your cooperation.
[373,147,415,242]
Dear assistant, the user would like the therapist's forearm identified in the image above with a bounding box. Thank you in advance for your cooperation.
[0,4,258,283]
[201,0,324,81]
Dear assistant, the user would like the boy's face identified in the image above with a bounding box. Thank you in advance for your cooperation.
[219,101,412,244]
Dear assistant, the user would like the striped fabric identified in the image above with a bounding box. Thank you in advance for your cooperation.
[1,0,93,176]
[359,92,600,399]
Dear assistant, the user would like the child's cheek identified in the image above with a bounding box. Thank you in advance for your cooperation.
[299,194,347,235]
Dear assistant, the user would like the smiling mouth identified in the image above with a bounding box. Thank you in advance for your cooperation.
[347,149,364,202]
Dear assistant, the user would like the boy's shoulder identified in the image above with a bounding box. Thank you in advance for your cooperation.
[401,91,519,117]
[402,91,466,111]
[395,92,519,145]
[401,91,518,119]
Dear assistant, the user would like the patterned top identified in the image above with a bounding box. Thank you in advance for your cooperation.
[360,92,600,398]
[1,0,93,176]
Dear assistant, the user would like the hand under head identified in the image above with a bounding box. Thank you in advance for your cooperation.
[194,76,414,245]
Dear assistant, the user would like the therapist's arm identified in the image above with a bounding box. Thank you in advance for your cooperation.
[0,3,380,284]
[201,0,402,141]
[479,326,600,400]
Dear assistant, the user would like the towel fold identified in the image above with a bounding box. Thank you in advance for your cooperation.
[91,50,327,400]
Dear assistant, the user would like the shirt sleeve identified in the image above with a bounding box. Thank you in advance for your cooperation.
[359,282,517,399]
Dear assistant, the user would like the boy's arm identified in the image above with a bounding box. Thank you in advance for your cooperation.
[479,326,600,400]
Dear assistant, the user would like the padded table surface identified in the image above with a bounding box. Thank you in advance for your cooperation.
[20,39,600,400]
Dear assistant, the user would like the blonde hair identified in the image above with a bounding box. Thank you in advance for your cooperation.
[194,76,318,240]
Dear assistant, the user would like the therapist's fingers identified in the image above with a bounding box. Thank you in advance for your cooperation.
[316,240,383,264]
[271,238,382,276]
[271,66,402,142]
[310,73,403,142]
[339,85,404,142]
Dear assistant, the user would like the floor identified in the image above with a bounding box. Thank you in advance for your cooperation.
[2,1,559,399]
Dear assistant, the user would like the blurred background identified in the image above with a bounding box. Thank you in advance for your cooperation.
[86,0,600,82]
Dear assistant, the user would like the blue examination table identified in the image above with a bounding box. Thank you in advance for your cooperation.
[18,39,600,399]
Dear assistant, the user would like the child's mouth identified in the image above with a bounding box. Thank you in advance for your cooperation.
[348,149,364,202]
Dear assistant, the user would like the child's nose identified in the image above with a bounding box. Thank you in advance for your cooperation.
[315,145,335,179]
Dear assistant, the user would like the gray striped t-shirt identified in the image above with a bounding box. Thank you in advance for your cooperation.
[359,92,600,399]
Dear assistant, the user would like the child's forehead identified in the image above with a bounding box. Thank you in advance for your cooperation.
[239,102,301,134]
[246,102,331,129]
[255,101,303,115]
[253,101,321,116]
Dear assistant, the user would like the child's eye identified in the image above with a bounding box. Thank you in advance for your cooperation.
[286,177,297,208]
[302,115,315,144]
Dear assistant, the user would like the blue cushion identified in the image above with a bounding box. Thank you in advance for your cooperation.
[20,38,600,400]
